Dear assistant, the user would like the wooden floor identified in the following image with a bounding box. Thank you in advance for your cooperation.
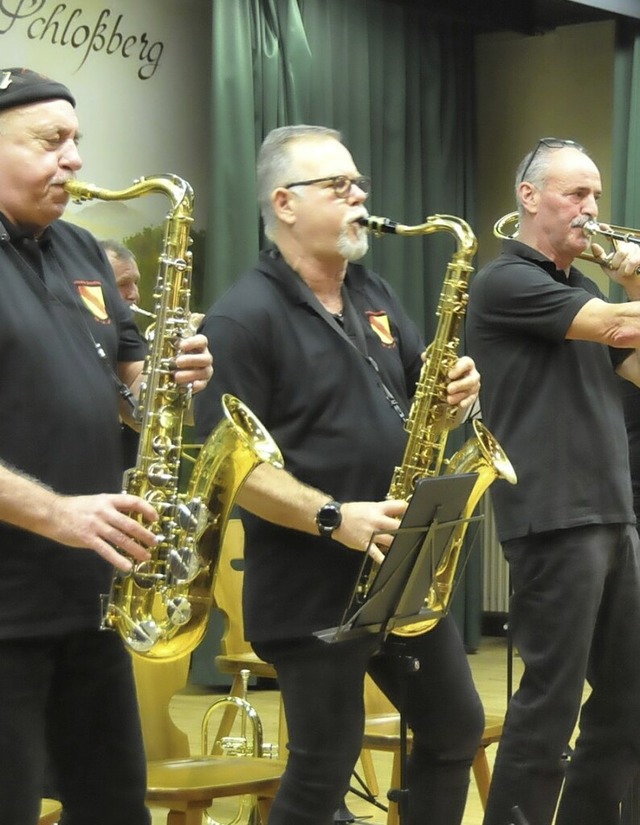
[150,634,524,825]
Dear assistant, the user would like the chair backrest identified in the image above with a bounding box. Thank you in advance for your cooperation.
[212,518,252,657]
[364,673,399,719]
[131,653,191,761]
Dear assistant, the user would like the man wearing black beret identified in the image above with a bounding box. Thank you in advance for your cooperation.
[0,68,213,825]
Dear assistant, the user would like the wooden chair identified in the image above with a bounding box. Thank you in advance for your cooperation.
[212,519,286,756]
[39,799,62,825]
[214,520,276,684]
[361,674,503,825]
[131,651,285,825]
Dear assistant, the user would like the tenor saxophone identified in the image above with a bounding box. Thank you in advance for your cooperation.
[65,175,283,660]
[358,214,516,636]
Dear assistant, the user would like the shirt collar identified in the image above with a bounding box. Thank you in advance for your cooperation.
[503,238,575,283]
[0,211,52,247]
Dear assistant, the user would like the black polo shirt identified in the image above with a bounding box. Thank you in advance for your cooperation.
[466,239,634,542]
[0,216,146,638]
[194,249,425,641]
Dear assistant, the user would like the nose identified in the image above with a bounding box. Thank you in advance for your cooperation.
[347,183,368,204]
[583,193,599,219]
[123,283,140,304]
[61,138,83,171]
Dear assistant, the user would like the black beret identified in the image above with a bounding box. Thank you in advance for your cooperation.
[0,67,75,114]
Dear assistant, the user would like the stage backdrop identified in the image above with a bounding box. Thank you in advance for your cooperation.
[0,0,211,309]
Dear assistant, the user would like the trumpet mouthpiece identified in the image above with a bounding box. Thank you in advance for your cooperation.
[581,220,600,237]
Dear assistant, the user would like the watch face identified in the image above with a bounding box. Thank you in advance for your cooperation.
[317,501,342,534]
[319,504,340,527]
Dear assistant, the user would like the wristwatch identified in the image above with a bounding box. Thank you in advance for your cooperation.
[315,500,343,538]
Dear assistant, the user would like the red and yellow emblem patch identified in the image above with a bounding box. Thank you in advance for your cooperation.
[366,311,395,347]
[75,281,110,323]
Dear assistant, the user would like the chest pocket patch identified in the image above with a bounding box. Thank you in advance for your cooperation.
[75,281,110,323]
[366,310,395,348]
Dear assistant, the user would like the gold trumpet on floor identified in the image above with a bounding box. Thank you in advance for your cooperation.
[494,211,640,267]
[201,669,277,825]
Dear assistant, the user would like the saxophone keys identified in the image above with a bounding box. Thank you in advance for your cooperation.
[166,595,192,627]
[167,546,202,583]
[127,620,162,653]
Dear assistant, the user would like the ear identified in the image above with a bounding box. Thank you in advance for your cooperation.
[272,187,296,226]
[518,181,539,216]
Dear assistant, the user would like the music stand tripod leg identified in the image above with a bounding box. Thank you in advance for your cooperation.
[385,649,420,824]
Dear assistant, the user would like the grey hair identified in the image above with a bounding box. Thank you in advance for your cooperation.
[100,238,135,262]
[257,124,342,240]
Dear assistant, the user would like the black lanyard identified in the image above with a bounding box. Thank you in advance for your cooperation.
[309,285,408,424]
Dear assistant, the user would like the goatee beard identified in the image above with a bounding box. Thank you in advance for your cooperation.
[337,224,369,261]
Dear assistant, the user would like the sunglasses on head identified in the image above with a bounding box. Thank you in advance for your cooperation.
[519,137,586,185]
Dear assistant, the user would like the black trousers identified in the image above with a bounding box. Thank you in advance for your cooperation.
[0,629,150,825]
[483,524,640,825]
[254,613,485,825]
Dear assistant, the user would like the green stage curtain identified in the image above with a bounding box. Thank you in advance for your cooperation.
[610,21,640,302]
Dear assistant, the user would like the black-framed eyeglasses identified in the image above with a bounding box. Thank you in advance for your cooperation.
[284,174,370,198]
[518,137,586,185]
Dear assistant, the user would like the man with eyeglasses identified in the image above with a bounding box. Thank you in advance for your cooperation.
[194,124,484,825]
[466,137,640,825]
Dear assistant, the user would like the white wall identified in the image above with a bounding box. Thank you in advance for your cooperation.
[0,0,211,236]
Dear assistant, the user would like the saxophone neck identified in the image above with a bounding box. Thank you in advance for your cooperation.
[64,174,194,215]
[360,213,477,258]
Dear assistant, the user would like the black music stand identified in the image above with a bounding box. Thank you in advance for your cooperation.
[316,472,481,824]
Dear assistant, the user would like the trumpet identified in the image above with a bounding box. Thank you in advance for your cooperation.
[493,211,640,267]
[201,669,277,825]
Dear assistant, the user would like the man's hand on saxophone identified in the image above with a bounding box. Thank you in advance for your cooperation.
[446,355,480,411]
[0,338,214,574]
[173,333,214,393]
[0,462,159,572]
[117,333,213,429]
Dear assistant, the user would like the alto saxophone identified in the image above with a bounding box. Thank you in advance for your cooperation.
[358,213,516,636]
[65,175,283,660]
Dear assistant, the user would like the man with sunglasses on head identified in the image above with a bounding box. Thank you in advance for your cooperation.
[466,137,640,825]
[194,124,484,825]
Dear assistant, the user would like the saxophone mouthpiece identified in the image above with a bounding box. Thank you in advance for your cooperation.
[130,304,156,320]
[358,215,399,235]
